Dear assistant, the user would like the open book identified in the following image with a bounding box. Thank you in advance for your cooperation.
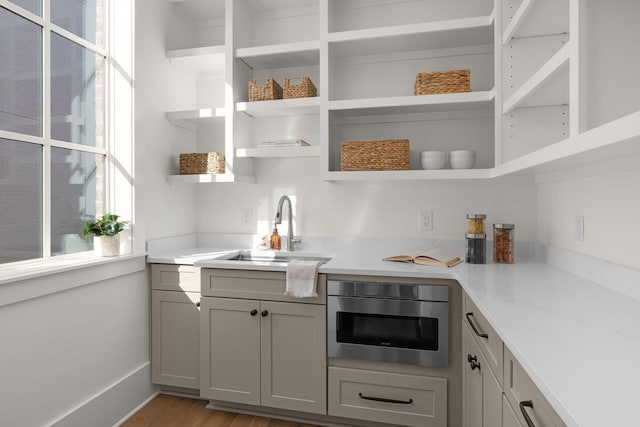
[383,248,462,268]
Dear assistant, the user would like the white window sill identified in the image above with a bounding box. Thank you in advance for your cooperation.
[0,252,147,307]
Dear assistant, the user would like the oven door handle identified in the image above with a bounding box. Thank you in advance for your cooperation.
[358,392,413,405]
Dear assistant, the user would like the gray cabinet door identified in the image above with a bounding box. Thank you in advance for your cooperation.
[260,301,327,415]
[200,297,261,405]
[462,322,502,427]
[151,290,200,389]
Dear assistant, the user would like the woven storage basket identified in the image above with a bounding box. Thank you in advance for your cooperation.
[249,78,283,101]
[283,76,317,99]
[179,152,225,174]
[341,139,410,171]
[414,69,471,95]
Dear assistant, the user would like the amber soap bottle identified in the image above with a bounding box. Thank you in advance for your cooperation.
[270,227,281,250]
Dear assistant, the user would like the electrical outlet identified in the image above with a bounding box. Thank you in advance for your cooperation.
[419,210,433,231]
[241,208,253,227]
[575,215,584,241]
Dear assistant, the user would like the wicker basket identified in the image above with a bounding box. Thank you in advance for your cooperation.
[414,69,471,95]
[179,152,225,174]
[248,78,283,101]
[283,76,317,99]
[340,139,410,171]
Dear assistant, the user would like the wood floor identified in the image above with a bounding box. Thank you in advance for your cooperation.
[121,394,321,427]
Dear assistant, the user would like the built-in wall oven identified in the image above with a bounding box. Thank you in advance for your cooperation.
[327,280,449,368]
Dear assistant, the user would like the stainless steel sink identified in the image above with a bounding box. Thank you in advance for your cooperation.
[223,251,332,265]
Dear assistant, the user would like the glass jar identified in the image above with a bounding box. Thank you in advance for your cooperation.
[465,233,486,264]
[493,223,514,264]
[466,214,486,234]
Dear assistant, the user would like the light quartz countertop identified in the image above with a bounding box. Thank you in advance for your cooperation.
[146,235,640,427]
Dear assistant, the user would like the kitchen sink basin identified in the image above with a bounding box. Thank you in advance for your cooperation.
[223,251,332,265]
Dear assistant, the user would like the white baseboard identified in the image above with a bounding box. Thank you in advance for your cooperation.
[51,362,158,427]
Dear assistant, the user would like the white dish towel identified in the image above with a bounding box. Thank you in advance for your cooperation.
[285,260,320,298]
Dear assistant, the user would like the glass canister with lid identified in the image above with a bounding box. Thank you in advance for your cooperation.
[493,223,515,263]
[466,214,486,234]
[465,233,486,264]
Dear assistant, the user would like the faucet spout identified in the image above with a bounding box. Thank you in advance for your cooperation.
[274,195,299,251]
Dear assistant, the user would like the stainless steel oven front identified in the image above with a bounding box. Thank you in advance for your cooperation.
[327,280,449,368]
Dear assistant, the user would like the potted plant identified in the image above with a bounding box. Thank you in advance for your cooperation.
[82,213,128,256]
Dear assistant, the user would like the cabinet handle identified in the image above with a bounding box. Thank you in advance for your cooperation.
[465,312,489,339]
[519,400,535,427]
[196,302,200,308]
[467,354,481,371]
[250,309,258,316]
[261,310,269,317]
[358,393,413,405]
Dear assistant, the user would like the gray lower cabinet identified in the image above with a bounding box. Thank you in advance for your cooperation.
[462,322,502,427]
[328,366,448,427]
[151,264,201,389]
[199,269,327,415]
[502,396,522,427]
[503,347,566,427]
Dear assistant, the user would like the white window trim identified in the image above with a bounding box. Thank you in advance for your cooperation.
[0,0,137,276]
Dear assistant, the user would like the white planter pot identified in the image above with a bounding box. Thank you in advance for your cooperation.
[95,235,120,257]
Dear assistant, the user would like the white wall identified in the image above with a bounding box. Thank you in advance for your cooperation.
[0,265,154,427]
[135,0,199,241]
[537,156,640,269]
[195,158,539,242]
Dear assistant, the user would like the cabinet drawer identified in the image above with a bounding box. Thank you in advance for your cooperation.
[201,268,326,304]
[463,293,504,386]
[328,367,447,427]
[151,264,200,292]
[504,347,566,427]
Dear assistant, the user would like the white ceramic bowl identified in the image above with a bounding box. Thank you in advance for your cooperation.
[449,150,476,169]
[420,151,446,169]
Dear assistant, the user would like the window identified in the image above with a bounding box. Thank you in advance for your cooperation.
[0,0,107,264]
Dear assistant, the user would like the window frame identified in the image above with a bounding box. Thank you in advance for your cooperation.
[0,0,116,262]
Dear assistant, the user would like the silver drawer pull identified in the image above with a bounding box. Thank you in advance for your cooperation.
[358,393,413,405]
[519,400,535,427]
[465,312,489,339]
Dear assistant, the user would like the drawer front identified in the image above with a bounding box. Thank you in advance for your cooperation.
[504,348,566,427]
[151,264,200,292]
[463,293,504,386]
[201,268,326,304]
[328,367,447,427]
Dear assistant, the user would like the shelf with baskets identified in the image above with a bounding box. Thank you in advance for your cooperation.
[236,97,320,118]
[327,17,495,102]
[322,1,496,180]
[167,173,256,184]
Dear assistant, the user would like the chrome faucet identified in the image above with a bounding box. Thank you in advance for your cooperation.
[274,195,300,251]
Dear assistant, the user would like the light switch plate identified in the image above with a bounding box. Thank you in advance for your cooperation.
[575,215,584,241]
[419,210,433,231]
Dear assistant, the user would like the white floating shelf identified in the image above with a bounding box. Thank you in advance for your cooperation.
[166,45,225,73]
[168,173,256,184]
[328,15,494,56]
[323,169,492,181]
[236,41,320,69]
[237,97,320,117]
[493,110,640,177]
[165,108,225,131]
[236,146,320,158]
[503,44,570,114]
[502,0,569,45]
[329,90,495,117]
[165,0,224,22]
